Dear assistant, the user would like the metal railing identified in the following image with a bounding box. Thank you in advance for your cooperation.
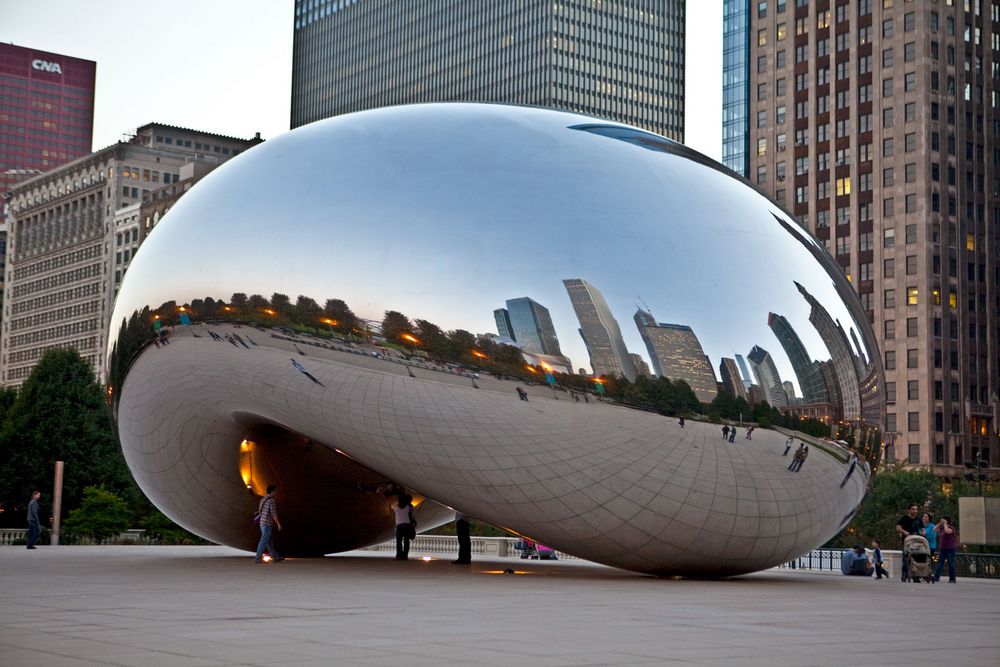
[779,548,1000,579]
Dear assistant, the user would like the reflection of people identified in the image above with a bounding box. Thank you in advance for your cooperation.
[678,417,685,428]
[783,436,794,456]
[933,517,958,583]
[895,504,923,581]
[515,387,528,401]
[452,511,471,564]
[840,453,859,487]
[728,428,736,443]
[255,484,285,563]
[745,426,754,440]
[722,426,730,440]
[393,494,415,560]
[788,444,807,472]
[291,358,325,386]
[26,490,41,550]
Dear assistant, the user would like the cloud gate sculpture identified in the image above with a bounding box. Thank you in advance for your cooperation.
[107,103,883,576]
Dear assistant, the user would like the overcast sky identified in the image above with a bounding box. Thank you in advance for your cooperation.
[2,1,722,159]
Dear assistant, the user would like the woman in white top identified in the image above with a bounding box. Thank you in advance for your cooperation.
[393,494,415,560]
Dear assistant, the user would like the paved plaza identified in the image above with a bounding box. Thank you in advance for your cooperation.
[1,546,998,666]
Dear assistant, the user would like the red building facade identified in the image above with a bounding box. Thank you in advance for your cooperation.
[0,44,96,224]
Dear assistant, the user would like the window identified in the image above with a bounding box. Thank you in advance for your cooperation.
[836,177,851,196]
[905,133,917,152]
[884,197,895,216]
[904,72,916,91]
[907,381,919,400]
[883,138,894,156]
[883,77,894,97]
[884,228,895,247]
[884,320,896,339]
[777,23,787,40]
[908,444,920,462]
[884,258,895,277]
[905,194,917,213]
[907,318,918,337]
[907,348,918,368]
[886,382,897,402]
[885,350,896,370]
[883,48,893,68]
[905,163,917,183]
[758,138,767,156]
[906,255,917,274]
[907,287,918,305]
[885,289,896,308]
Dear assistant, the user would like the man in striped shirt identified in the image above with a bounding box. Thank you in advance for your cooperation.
[255,484,285,563]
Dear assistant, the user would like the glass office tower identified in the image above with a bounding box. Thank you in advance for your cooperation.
[291,0,686,141]
[721,0,750,176]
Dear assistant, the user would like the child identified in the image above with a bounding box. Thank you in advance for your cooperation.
[871,539,889,579]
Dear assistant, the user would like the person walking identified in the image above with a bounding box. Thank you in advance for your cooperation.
[722,425,730,440]
[839,452,860,488]
[933,516,958,583]
[678,417,685,428]
[745,426,754,440]
[788,444,805,472]
[26,490,41,550]
[254,484,285,563]
[796,445,809,471]
[393,494,415,560]
[895,503,923,581]
[783,435,794,456]
[871,539,889,579]
[452,511,471,564]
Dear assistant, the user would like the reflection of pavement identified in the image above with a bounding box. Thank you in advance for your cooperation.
[2,545,998,666]
[120,324,867,575]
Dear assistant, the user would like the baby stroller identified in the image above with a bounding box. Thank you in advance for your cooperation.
[514,538,538,559]
[903,534,933,583]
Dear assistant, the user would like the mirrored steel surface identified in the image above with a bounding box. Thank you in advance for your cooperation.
[107,103,883,575]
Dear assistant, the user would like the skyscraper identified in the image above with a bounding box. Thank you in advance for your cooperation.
[719,357,748,400]
[1,124,261,387]
[735,353,754,390]
[768,311,830,404]
[563,278,636,381]
[504,297,564,357]
[722,0,750,175]
[740,2,998,469]
[747,344,787,408]
[633,308,719,402]
[0,44,96,227]
[291,0,687,141]
[494,308,514,340]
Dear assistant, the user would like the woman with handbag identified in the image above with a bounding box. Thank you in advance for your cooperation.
[393,494,416,560]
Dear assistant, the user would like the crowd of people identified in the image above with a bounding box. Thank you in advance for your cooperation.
[841,503,960,583]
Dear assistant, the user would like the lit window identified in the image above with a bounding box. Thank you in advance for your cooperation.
[948,292,957,308]
[907,287,918,305]
[966,233,975,250]
[836,177,851,195]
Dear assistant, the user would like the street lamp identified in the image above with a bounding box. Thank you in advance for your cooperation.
[963,457,989,496]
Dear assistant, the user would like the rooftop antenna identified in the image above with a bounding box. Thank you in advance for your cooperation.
[637,296,654,318]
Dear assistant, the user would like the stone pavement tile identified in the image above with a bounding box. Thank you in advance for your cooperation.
[101,653,233,667]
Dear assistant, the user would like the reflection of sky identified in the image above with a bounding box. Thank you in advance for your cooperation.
[110,103,872,395]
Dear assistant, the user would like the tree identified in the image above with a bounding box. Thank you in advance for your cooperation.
[247,294,269,313]
[381,310,414,342]
[293,295,322,327]
[230,292,248,311]
[323,299,360,335]
[62,486,130,543]
[0,349,132,526]
[270,293,291,319]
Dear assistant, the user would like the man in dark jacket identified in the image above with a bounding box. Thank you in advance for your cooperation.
[26,490,41,549]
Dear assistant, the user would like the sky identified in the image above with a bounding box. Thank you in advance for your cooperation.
[1,1,722,159]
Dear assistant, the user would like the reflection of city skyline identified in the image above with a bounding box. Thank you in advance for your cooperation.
[563,278,637,382]
[634,307,719,402]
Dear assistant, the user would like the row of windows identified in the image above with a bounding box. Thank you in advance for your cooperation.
[10,282,102,315]
[5,340,97,374]
[9,301,99,332]
[11,264,101,299]
[12,243,102,280]
[9,318,99,348]
[154,135,239,156]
